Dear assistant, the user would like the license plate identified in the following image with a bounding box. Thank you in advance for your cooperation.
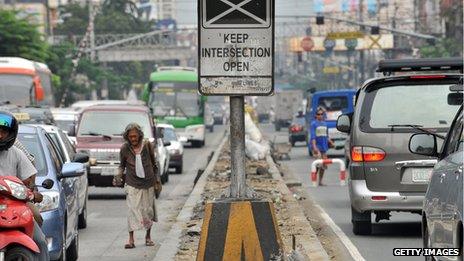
[101,167,117,176]
[412,168,433,182]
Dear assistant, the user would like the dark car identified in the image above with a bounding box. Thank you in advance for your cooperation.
[288,113,307,147]
[337,57,463,235]
[410,92,463,260]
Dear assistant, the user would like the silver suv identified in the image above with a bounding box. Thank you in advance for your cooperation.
[337,58,463,235]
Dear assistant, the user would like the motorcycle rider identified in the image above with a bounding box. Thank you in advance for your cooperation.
[0,111,49,261]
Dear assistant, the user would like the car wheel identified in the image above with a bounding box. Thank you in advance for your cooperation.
[66,233,79,261]
[161,172,167,184]
[176,163,183,174]
[351,206,372,235]
[164,162,169,182]
[423,221,434,261]
[5,246,36,261]
[78,196,88,229]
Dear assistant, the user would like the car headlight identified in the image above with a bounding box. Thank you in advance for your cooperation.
[4,180,28,200]
[169,149,180,155]
[36,191,60,212]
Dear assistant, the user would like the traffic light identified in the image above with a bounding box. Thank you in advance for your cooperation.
[316,16,324,25]
[371,26,380,35]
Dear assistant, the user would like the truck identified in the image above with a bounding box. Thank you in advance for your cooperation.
[255,96,275,123]
[305,89,356,156]
[273,89,303,131]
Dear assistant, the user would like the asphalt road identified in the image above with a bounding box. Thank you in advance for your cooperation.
[260,123,422,261]
[78,125,226,261]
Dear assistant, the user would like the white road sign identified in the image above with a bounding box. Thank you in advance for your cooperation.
[198,0,274,95]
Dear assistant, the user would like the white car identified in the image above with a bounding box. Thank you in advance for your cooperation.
[157,123,184,174]
[50,107,80,144]
[155,130,171,183]
[35,124,90,229]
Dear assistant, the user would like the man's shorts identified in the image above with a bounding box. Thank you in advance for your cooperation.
[313,150,328,169]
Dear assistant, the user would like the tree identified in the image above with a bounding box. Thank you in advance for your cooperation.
[0,10,49,62]
[420,38,463,58]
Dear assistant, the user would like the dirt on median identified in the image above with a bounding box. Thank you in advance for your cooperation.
[174,140,326,260]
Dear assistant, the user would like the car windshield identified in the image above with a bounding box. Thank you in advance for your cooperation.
[163,128,177,142]
[55,120,73,132]
[0,74,34,106]
[366,84,459,130]
[151,91,199,117]
[78,111,153,138]
[318,96,349,121]
[18,133,47,176]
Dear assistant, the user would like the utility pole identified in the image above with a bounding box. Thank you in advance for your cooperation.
[358,0,365,85]
[89,0,96,62]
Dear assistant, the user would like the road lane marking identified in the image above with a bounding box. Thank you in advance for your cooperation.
[315,204,366,261]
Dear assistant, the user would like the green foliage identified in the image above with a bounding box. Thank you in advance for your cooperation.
[420,38,463,58]
[54,3,89,35]
[0,10,49,62]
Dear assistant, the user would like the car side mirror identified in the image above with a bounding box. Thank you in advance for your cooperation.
[409,133,438,157]
[41,179,54,189]
[67,123,76,136]
[60,162,85,179]
[73,152,89,163]
[163,141,171,147]
[157,127,165,139]
[448,92,463,105]
[336,114,351,133]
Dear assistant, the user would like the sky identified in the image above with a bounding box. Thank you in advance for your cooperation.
[175,0,315,26]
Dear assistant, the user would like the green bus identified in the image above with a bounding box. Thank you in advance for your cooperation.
[141,67,206,147]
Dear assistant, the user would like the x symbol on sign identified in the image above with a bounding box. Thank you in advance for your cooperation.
[205,0,268,26]
[368,35,382,49]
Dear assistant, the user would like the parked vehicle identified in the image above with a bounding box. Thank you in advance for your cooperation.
[74,104,158,187]
[274,89,303,131]
[39,124,89,229]
[158,123,184,174]
[336,57,463,235]
[409,87,463,260]
[0,176,54,260]
[306,89,356,156]
[18,125,86,260]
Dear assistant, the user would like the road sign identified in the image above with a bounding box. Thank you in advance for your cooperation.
[300,37,314,52]
[198,0,274,95]
[327,31,364,39]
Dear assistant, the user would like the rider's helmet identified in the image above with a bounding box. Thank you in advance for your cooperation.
[0,111,18,151]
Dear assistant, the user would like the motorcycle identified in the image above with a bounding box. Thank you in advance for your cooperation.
[0,176,53,261]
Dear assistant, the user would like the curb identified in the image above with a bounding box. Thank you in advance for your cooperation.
[153,133,229,261]
[266,155,330,261]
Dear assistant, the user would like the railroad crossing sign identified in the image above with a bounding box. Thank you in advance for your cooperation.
[198,0,274,95]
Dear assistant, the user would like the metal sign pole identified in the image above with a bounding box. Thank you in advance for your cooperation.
[229,96,246,198]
